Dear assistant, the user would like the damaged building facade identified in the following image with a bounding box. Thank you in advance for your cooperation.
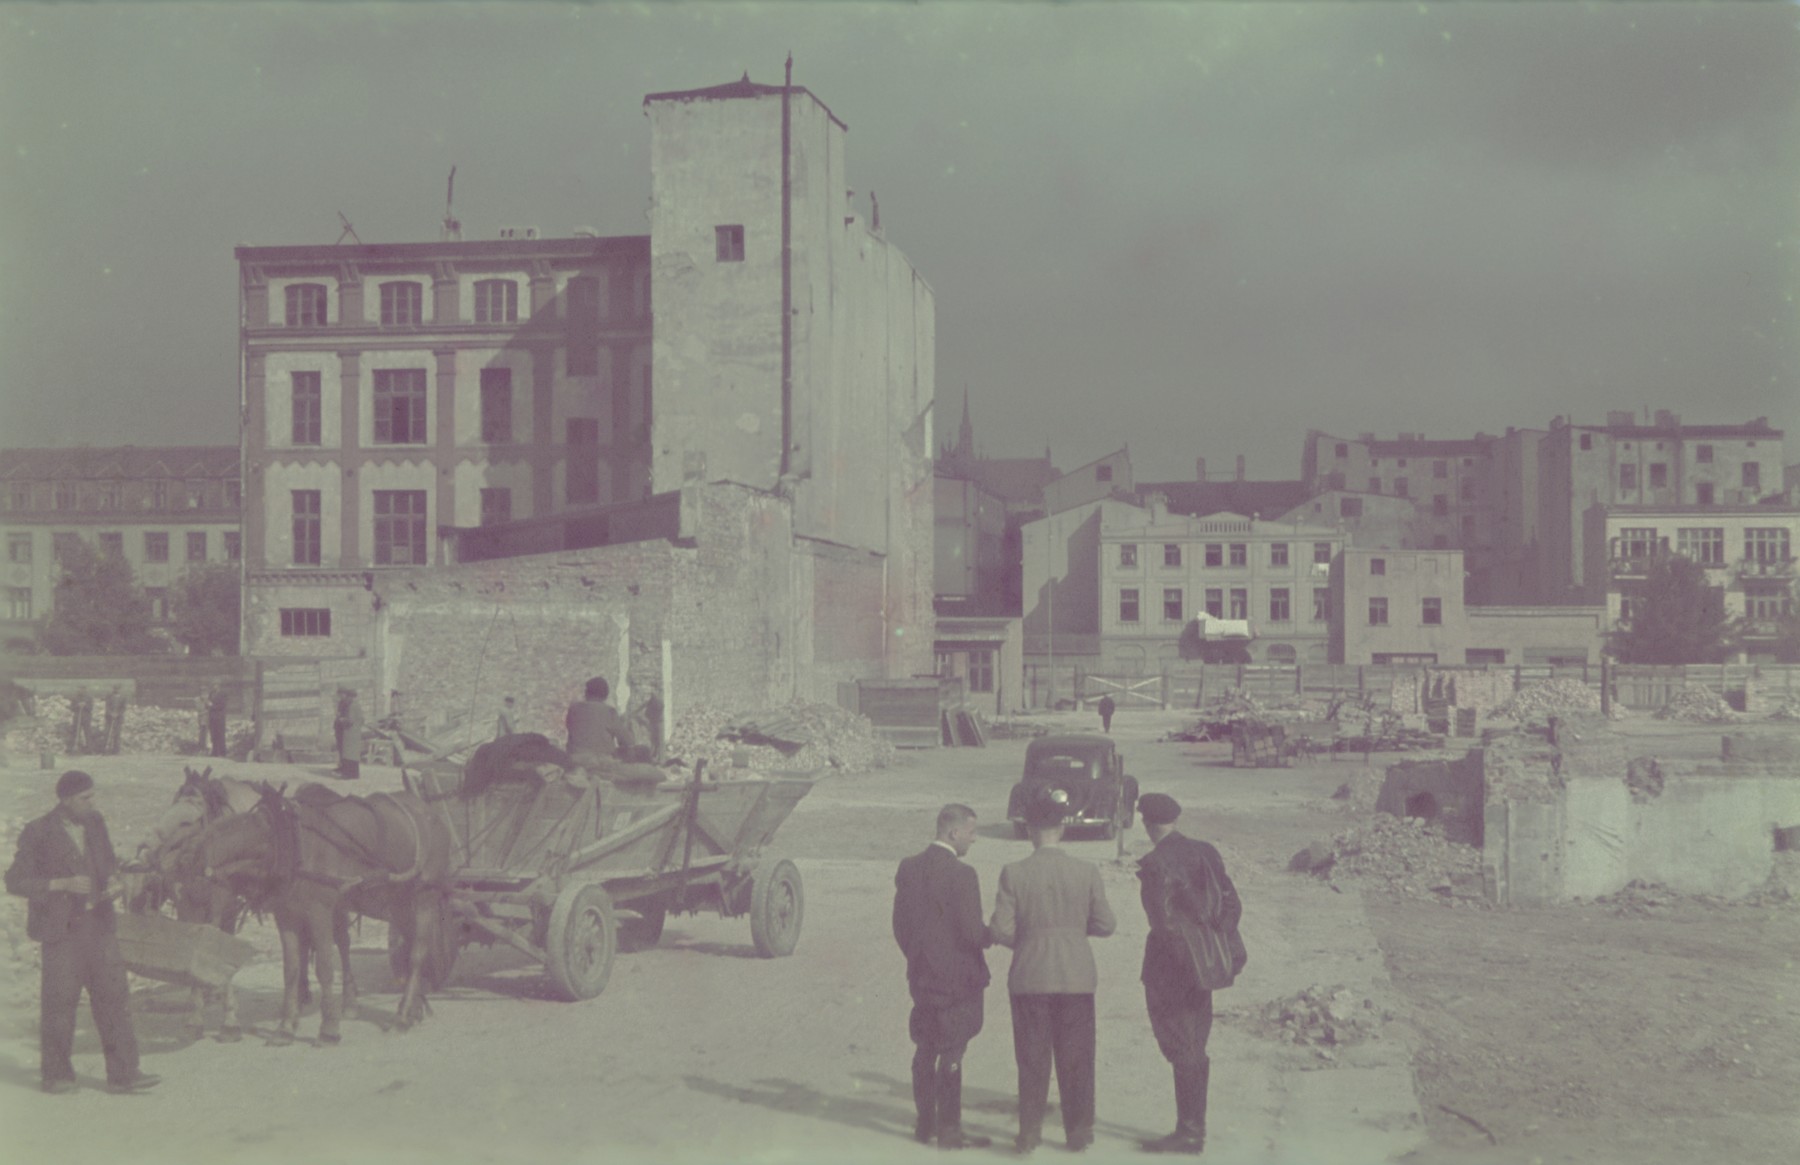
[238,76,933,740]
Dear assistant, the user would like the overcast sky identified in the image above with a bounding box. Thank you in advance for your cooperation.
[2,1,1796,482]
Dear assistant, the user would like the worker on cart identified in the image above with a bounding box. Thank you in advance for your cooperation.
[565,676,636,776]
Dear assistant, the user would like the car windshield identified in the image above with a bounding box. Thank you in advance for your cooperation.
[1032,755,1095,780]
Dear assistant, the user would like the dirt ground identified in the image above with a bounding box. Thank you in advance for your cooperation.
[0,710,1794,1165]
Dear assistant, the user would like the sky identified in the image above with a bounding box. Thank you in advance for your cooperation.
[1,1,1797,483]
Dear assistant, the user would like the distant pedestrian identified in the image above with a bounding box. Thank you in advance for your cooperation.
[102,686,126,755]
[991,791,1116,1154]
[494,696,518,741]
[1135,793,1246,1155]
[5,770,160,1095]
[206,686,229,758]
[1096,695,1115,734]
[333,689,364,780]
[893,804,993,1150]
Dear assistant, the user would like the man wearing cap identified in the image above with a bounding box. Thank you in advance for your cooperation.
[893,804,994,1150]
[1135,792,1245,1154]
[5,771,159,1095]
[990,791,1116,1154]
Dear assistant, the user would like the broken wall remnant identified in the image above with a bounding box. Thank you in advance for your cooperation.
[1375,752,1484,844]
[1624,756,1664,801]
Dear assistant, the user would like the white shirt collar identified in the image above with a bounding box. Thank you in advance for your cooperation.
[929,840,959,856]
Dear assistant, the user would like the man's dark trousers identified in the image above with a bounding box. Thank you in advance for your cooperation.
[40,911,140,1087]
[911,993,982,1140]
[1146,975,1213,1141]
[1010,993,1096,1140]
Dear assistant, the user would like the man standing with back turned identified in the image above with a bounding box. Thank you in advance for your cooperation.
[893,804,993,1150]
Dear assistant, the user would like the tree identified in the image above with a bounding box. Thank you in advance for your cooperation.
[1609,553,1738,664]
[1770,614,1800,664]
[170,563,242,656]
[38,539,159,655]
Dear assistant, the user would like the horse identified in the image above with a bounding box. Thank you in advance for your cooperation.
[175,781,453,1044]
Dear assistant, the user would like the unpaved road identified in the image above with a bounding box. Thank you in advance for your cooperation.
[1,711,1794,1165]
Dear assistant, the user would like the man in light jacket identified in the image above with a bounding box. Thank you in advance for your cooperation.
[990,791,1116,1154]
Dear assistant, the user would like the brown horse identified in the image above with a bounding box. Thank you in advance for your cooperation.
[176,782,452,1044]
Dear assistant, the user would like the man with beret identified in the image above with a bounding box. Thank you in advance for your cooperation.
[990,791,1116,1154]
[5,771,159,1095]
[1135,792,1245,1154]
[893,804,994,1150]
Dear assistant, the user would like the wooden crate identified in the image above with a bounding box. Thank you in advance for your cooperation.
[115,911,256,990]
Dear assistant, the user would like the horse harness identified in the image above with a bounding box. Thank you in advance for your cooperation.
[277,791,432,893]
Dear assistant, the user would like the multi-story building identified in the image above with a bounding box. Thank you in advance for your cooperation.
[1100,496,1343,669]
[1301,430,1496,552]
[0,446,241,648]
[1602,505,1799,659]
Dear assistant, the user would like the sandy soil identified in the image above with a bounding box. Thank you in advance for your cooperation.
[0,711,1793,1165]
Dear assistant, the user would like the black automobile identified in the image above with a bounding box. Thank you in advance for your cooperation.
[1006,734,1140,840]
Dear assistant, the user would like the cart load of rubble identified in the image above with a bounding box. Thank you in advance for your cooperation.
[1250,984,1391,1061]
[2,693,255,758]
[1489,678,1605,723]
[664,700,896,775]
[1652,685,1738,723]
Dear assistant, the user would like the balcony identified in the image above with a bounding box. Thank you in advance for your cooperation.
[1736,556,1795,579]
[1608,556,1654,579]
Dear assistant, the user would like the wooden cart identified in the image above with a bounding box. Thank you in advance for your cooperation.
[1230,721,1292,768]
[402,760,814,1002]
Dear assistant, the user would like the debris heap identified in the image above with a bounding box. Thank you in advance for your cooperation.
[1770,699,1800,722]
[1252,984,1389,1061]
[1313,815,1485,901]
[0,814,41,1013]
[1490,679,1603,723]
[663,700,895,775]
[1652,686,1737,723]
[3,694,255,758]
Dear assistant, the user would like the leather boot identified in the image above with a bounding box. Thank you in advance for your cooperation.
[911,1052,937,1144]
[1140,1062,1207,1154]
[935,1060,991,1149]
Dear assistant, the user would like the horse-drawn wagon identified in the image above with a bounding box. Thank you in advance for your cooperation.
[404,741,813,1002]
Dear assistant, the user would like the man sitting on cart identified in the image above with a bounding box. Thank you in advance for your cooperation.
[565,676,637,776]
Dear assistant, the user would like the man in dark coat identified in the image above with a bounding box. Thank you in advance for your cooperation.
[565,676,635,770]
[1135,793,1245,1154]
[4,771,159,1095]
[1096,694,1115,734]
[206,685,229,758]
[892,803,993,1150]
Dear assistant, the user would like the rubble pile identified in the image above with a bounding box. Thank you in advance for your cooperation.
[2,694,255,758]
[1253,984,1389,1061]
[1490,679,1603,723]
[1652,686,1738,723]
[1769,699,1800,722]
[1316,815,1485,901]
[0,814,41,1014]
[664,700,895,775]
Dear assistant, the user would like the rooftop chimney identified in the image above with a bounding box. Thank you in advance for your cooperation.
[1653,409,1679,429]
[1146,492,1168,524]
[1196,457,1206,481]
[1235,455,1246,481]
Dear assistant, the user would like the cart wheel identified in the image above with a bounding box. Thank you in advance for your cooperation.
[748,859,803,958]
[619,902,667,952]
[545,883,617,1001]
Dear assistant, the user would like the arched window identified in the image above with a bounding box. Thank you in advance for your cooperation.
[1265,643,1298,664]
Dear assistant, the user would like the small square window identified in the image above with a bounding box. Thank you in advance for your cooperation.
[1370,557,1386,576]
[1579,434,1593,451]
[716,225,745,263]
[1270,542,1289,567]
[1163,588,1183,622]
[1119,589,1140,623]
[1334,443,1348,458]
[1695,444,1714,464]
[1422,597,1442,625]
[1649,463,1667,488]
[1119,544,1137,568]
[1204,543,1222,567]
[144,532,169,563]
[1368,597,1389,625]
[1096,464,1113,483]
[1228,543,1246,567]
[1163,544,1181,567]
[1313,542,1332,564]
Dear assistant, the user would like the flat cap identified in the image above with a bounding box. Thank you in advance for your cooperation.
[1138,792,1181,826]
[56,770,95,800]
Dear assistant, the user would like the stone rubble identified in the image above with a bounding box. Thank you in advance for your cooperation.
[3,694,255,758]
[1310,814,1486,904]
[1769,698,1800,722]
[1489,679,1605,723]
[1652,685,1738,723]
[1248,983,1392,1062]
[662,700,895,776]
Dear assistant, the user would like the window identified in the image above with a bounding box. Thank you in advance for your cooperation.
[144,532,169,563]
[373,490,428,565]
[1313,542,1332,564]
[1268,588,1290,622]
[1119,543,1137,568]
[1368,477,1381,493]
[1579,433,1593,451]
[1228,543,1246,567]
[1465,649,1506,665]
[1229,588,1247,619]
[186,532,207,562]
[1370,557,1386,575]
[1422,597,1442,625]
[55,483,75,510]
[1619,595,1636,624]
[285,283,327,327]
[1394,477,1409,498]
[291,371,322,445]
[1119,588,1139,623]
[5,587,30,621]
[1204,543,1222,567]
[566,276,600,376]
[10,483,30,510]
[373,368,428,444]
[146,588,168,622]
[1745,528,1791,564]
[279,608,332,637]
[224,532,241,562]
[1096,464,1113,483]
[1340,497,1362,518]
[1397,459,1407,468]
[480,369,513,444]
[1676,527,1724,565]
[98,532,122,557]
[1163,544,1182,567]
[1649,463,1667,488]
[94,481,118,510]
[1163,588,1183,622]
[52,533,80,561]
[1270,542,1288,567]
[7,534,30,563]
[1743,463,1761,490]
[966,649,994,693]
[1373,652,1437,665]
[1204,588,1223,618]
[1696,482,1714,505]
[1312,588,1330,622]
[185,482,205,510]
[1620,463,1637,490]
[1433,495,1448,516]
[1368,597,1389,625]
[474,279,518,324]
[1747,593,1792,622]
[1433,460,1447,479]
[715,225,745,262]
[1618,527,1658,560]
[480,488,512,527]
[566,418,600,504]
[292,490,321,566]
[151,480,170,509]
[1335,443,1348,458]
[379,281,422,326]
[1695,444,1713,464]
